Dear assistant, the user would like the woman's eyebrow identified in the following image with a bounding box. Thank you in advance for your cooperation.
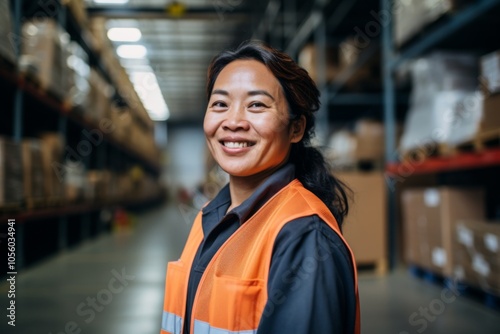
[248,90,275,101]
[212,89,229,96]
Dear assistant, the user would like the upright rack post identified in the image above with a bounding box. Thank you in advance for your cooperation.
[12,0,24,143]
[314,12,328,145]
[381,0,398,270]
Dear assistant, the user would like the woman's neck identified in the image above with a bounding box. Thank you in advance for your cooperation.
[226,163,285,213]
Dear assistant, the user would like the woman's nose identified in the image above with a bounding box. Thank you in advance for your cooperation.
[222,105,250,131]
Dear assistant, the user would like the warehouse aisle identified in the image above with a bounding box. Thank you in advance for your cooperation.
[1,203,500,334]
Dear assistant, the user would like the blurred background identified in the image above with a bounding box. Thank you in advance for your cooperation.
[1,0,500,333]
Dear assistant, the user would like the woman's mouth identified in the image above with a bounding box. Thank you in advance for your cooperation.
[221,141,255,148]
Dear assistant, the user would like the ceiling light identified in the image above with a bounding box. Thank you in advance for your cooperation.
[108,27,142,42]
[129,69,170,121]
[117,45,147,59]
[93,0,129,4]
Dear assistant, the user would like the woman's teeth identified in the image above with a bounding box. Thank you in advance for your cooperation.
[224,142,250,148]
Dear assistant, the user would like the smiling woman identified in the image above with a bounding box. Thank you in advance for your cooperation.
[160,41,360,334]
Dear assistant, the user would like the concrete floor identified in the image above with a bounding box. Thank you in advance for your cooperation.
[1,203,499,334]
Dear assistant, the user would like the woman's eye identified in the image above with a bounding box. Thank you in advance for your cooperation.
[249,102,266,108]
[212,101,227,108]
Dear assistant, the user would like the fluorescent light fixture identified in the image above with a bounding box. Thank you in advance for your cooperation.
[116,45,147,59]
[93,0,129,4]
[129,68,170,121]
[108,27,142,42]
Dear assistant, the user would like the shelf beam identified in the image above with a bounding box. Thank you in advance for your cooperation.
[390,0,500,69]
[386,148,500,176]
[329,93,408,105]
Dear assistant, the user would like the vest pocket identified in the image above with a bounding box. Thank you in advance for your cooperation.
[210,275,265,331]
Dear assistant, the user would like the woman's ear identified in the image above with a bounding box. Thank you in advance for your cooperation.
[290,115,306,143]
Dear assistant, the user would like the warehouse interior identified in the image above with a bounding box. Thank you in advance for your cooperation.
[1,0,500,333]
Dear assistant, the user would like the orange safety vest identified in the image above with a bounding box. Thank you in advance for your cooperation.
[161,179,360,334]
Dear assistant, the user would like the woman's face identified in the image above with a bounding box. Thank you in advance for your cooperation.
[204,59,303,178]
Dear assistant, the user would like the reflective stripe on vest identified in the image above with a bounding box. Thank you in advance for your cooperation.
[193,320,257,334]
[162,311,183,334]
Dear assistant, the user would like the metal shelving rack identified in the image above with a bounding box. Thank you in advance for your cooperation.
[382,0,500,267]
[255,0,500,270]
[1,0,163,270]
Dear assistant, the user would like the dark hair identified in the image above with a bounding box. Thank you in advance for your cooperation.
[206,40,350,226]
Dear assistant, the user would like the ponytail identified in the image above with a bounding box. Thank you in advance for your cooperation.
[290,142,350,227]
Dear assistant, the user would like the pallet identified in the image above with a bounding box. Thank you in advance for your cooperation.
[0,202,23,214]
[332,159,384,172]
[357,258,388,275]
[400,142,448,162]
[45,197,64,208]
[408,265,500,310]
[454,129,500,153]
[25,197,46,210]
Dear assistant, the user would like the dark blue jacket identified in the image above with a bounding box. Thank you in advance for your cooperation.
[183,164,356,334]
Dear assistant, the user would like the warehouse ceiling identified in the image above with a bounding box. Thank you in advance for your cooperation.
[85,0,381,124]
[85,0,264,123]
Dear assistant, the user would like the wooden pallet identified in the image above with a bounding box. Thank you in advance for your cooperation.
[0,202,23,214]
[357,258,388,276]
[400,142,447,162]
[25,197,46,210]
[332,159,385,172]
[45,196,64,208]
[408,265,500,310]
[454,129,500,153]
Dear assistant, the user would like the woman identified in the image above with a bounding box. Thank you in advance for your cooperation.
[161,41,360,334]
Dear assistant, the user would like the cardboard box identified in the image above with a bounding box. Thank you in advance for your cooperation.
[0,0,16,64]
[88,68,113,123]
[394,0,469,46]
[336,172,387,266]
[299,43,340,84]
[19,19,70,99]
[40,133,65,201]
[481,93,500,133]
[21,139,44,201]
[354,120,385,162]
[454,220,500,295]
[401,187,485,277]
[480,51,500,95]
[0,138,24,206]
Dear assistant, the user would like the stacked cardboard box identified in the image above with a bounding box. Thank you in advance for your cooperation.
[402,187,485,277]
[454,220,500,295]
[19,19,70,99]
[66,41,91,109]
[109,105,132,146]
[40,133,65,204]
[394,0,470,46]
[298,43,340,84]
[478,51,500,136]
[21,139,44,206]
[0,0,15,64]
[87,68,113,123]
[481,51,500,95]
[328,119,393,168]
[336,172,387,269]
[62,0,88,27]
[63,161,87,203]
[0,138,24,207]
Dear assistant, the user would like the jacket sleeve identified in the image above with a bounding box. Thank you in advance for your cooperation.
[257,215,356,334]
